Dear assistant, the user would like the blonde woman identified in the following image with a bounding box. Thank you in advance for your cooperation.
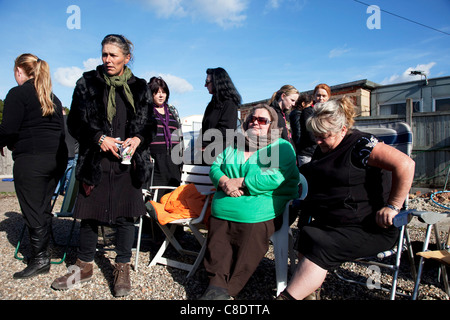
[279,96,415,300]
[268,84,299,144]
[0,54,68,279]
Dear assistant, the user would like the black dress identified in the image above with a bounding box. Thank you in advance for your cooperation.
[298,129,399,270]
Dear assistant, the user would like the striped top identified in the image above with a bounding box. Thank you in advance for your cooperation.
[150,105,181,154]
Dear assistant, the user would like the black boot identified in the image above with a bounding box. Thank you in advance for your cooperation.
[14,225,51,279]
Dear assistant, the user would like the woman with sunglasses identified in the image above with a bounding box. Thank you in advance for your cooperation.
[51,34,156,297]
[198,67,241,164]
[200,104,299,300]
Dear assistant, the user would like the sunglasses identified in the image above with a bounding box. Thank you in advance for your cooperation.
[250,116,271,125]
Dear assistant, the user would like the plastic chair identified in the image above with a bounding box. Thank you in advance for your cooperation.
[333,121,416,299]
[270,173,308,296]
[134,164,214,277]
[14,164,79,264]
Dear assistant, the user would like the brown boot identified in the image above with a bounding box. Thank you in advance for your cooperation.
[51,259,93,290]
[113,263,131,297]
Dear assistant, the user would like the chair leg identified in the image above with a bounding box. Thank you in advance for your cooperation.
[412,224,434,300]
[134,215,143,271]
[186,238,207,278]
[51,218,76,265]
[14,225,27,261]
[271,231,289,296]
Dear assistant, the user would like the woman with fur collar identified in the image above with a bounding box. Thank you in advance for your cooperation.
[52,34,156,297]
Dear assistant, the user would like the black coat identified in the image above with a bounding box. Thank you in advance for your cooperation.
[67,66,156,187]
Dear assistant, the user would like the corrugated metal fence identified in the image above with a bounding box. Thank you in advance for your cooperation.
[355,109,450,189]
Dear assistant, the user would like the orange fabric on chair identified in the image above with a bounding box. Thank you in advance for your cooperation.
[149,183,212,225]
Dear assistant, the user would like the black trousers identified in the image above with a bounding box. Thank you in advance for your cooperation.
[77,217,135,263]
[13,154,60,229]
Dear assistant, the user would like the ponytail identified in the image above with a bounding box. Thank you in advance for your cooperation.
[268,84,299,105]
[14,54,54,116]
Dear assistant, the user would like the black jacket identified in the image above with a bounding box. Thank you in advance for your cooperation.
[298,106,317,157]
[289,108,302,152]
[200,96,238,150]
[1,79,67,163]
[67,66,156,187]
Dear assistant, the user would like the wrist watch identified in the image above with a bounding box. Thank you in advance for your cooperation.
[385,204,401,213]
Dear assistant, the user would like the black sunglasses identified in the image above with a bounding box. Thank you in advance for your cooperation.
[250,116,271,125]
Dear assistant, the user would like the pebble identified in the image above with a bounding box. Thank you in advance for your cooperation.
[0,194,448,301]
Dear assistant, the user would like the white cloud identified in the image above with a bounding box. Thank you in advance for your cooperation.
[381,62,436,85]
[329,45,351,58]
[146,72,194,94]
[54,58,102,88]
[131,0,249,28]
[266,0,281,9]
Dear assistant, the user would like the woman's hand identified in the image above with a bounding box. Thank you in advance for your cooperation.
[123,137,141,156]
[99,136,141,159]
[375,206,398,228]
[99,136,122,159]
[219,176,245,197]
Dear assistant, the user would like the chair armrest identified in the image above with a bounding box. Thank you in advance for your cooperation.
[393,210,412,228]
[409,209,450,225]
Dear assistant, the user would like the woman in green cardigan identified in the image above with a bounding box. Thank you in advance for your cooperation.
[200,104,299,300]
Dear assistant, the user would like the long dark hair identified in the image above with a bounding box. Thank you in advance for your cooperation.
[206,67,242,105]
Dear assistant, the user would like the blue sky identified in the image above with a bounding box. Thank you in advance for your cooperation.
[0,0,449,118]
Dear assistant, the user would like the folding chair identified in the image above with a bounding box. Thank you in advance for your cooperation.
[271,173,308,296]
[411,211,450,299]
[333,121,416,299]
[134,164,214,277]
[14,164,79,265]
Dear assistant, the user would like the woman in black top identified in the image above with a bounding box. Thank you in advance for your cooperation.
[198,67,241,164]
[278,97,415,300]
[51,34,156,297]
[0,54,68,279]
[297,84,331,166]
[289,93,313,166]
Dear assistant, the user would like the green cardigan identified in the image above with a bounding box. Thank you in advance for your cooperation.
[209,138,299,223]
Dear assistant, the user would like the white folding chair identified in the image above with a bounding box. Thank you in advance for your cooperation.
[333,121,416,299]
[134,164,214,277]
[270,173,308,296]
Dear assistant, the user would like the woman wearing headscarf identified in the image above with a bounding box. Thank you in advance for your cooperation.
[200,104,299,300]
[51,34,156,297]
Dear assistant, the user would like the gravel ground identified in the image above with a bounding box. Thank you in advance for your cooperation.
[0,192,448,302]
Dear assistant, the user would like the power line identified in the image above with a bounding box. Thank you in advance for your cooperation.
[353,0,450,36]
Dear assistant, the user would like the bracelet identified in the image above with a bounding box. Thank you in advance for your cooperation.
[385,204,401,213]
[98,135,106,146]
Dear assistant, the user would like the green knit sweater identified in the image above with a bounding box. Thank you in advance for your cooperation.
[209,138,299,223]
